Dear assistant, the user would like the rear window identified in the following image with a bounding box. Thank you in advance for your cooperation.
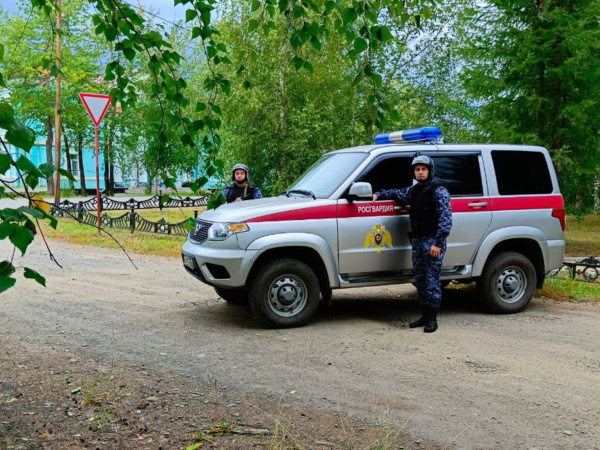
[492,150,552,195]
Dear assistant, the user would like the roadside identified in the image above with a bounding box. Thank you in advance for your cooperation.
[1,339,432,450]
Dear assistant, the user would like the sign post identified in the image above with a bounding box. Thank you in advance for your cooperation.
[79,93,111,233]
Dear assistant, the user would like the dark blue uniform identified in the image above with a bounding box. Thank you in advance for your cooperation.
[377,181,452,310]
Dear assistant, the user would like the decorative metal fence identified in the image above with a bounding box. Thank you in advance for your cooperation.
[548,256,600,283]
[50,194,207,237]
[51,193,208,212]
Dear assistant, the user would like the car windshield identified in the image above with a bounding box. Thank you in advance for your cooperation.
[287,152,368,198]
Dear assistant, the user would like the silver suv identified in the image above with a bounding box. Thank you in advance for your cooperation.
[182,127,565,328]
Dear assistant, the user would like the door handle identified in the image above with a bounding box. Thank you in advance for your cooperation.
[468,202,488,208]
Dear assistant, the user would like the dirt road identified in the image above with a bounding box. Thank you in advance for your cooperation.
[1,239,599,449]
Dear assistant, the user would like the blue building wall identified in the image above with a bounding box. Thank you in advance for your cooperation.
[3,139,106,192]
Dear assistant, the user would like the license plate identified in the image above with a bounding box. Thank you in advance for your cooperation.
[183,255,196,270]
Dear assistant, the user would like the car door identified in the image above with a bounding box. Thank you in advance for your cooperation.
[337,153,415,277]
[423,152,493,267]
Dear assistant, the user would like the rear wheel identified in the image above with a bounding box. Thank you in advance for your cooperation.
[214,287,248,304]
[249,258,320,328]
[477,252,536,313]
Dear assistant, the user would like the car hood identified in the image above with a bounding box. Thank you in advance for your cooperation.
[198,196,334,223]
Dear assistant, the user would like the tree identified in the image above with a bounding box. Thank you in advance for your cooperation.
[457,0,600,212]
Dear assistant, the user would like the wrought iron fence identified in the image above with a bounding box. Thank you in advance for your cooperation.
[548,256,600,283]
[51,193,208,212]
[49,194,207,237]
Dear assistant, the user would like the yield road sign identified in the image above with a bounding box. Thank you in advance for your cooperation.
[79,93,112,127]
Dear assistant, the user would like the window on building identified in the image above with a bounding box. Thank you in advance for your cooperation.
[70,154,79,177]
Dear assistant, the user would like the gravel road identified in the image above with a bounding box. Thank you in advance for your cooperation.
[1,238,599,449]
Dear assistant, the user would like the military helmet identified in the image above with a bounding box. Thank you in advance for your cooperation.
[411,155,434,180]
[231,163,249,182]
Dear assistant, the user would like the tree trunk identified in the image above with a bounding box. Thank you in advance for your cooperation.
[61,124,74,191]
[77,132,86,196]
[45,116,55,196]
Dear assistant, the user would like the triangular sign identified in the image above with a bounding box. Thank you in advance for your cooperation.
[79,93,112,127]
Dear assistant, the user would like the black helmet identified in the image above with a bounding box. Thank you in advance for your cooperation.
[411,155,434,180]
[231,163,249,182]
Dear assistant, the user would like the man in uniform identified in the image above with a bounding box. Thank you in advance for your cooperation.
[223,163,262,203]
[372,155,452,333]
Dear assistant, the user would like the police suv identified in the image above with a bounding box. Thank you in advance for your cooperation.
[182,127,565,328]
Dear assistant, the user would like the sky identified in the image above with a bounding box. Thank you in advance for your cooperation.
[0,0,188,24]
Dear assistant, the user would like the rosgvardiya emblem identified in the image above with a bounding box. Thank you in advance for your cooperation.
[364,223,392,253]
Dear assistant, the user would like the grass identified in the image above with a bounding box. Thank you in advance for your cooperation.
[39,211,600,301]
[39,207,200,257]
[564,214,600,257]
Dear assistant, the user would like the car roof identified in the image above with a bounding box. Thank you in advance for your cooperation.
[327,143,548,156]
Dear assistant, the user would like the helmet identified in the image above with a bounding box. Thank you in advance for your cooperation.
[231,163,249,182]
[411,155,434,180]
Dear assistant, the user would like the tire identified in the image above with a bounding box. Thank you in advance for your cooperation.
[249,258,320,328]
[477,252,536,313]
[214,287,248,304]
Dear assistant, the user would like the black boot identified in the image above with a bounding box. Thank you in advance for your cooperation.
[424,309,438,333]
[409,307,430,328]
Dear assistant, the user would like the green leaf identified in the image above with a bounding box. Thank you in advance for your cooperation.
[292,56,304,70]
[123,48,136,61]
[15,156,42,177]
[0,100,14,126]
[192,26,202,39]
[38,163,55,178]
[196,101,207,112]
[185,9,196,22]
[251,0,261,12]
[0,260,15,277]
[9,226,34,256]
[0,276,16,294]
[104,26,117,42]
[354,37,368,53]
[184,217,196,232]
[0,43,4,62]
[303,60,314,73]
[310,37,321,51]
[342,7,358,25]
[248,19,258,33]
[5,121,35,151]
[59,168,76,182]
[24,267,45,287]
[0,154,11,175]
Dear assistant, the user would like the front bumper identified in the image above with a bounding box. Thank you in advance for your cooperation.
[182,239,255,288]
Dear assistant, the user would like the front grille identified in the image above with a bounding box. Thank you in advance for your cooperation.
[189,219,211,243]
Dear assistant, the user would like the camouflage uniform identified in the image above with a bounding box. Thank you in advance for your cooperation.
[376,182,452,310]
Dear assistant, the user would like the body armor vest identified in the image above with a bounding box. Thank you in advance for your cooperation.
[226,184,258,203]
[409,180,442,238]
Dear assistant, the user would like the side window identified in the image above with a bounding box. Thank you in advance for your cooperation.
[356,155,413,193]
[429,154,483,197]
[492,150,552,195]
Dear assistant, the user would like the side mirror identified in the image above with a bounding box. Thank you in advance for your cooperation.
[348,182,373,199]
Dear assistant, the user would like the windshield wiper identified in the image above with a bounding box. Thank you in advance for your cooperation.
[283,189,317,199]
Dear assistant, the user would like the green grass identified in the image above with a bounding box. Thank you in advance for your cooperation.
[564,214,600,257]
[40,207,200,258]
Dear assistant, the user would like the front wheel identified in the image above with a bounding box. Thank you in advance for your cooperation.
[477,252,536,313]
[249,259,320,328]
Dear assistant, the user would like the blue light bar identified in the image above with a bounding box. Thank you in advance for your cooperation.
[374,127,443,144]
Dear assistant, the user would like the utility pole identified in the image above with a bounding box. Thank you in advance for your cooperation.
[53,0,62,205]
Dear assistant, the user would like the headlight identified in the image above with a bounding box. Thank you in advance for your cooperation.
[207,222,249,241]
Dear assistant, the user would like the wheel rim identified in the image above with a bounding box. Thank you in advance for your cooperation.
[267,275,307,317]
[496,266,527,303]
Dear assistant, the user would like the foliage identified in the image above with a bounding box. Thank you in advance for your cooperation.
[456,0,600,213]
